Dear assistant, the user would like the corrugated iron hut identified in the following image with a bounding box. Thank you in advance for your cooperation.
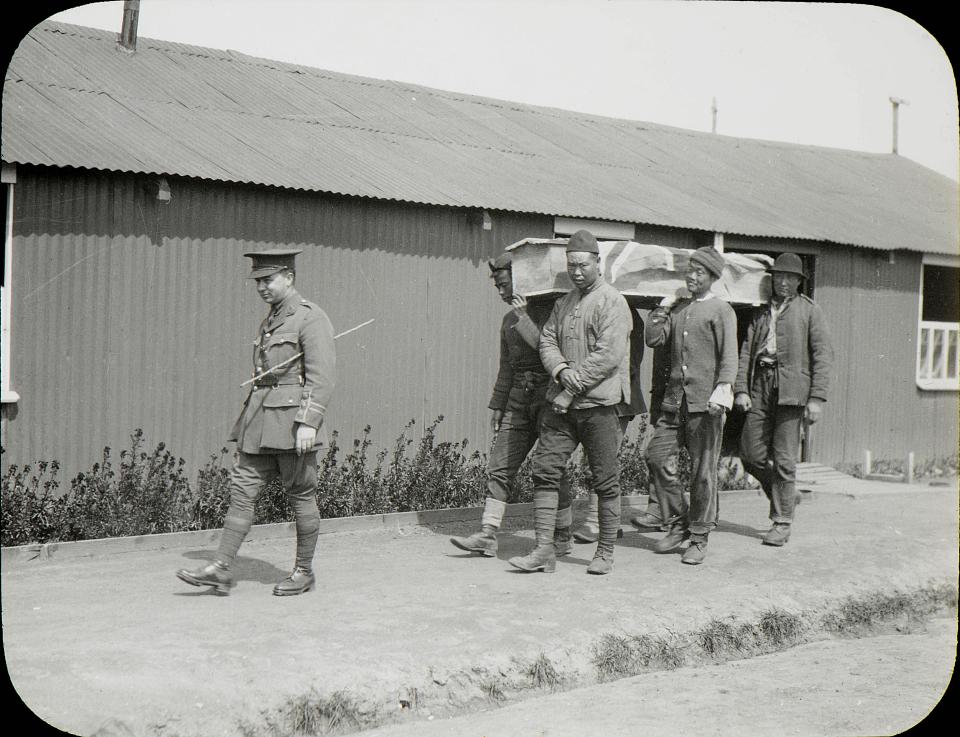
[2,19,957,478]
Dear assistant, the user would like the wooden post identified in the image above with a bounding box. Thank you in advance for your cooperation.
[906,452,915,484]
[863,449,872,476]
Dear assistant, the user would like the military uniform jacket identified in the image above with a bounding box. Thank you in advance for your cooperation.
[229,290,336,453]
[488,303,552,412]
[734,294,833,405]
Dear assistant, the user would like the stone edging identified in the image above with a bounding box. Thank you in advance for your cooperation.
[0,490,789,566]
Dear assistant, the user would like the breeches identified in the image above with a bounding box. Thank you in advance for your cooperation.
[228,450,319,521]
[488,390,571,509]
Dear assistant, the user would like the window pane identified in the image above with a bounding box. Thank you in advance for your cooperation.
[918,328,931,379]
[922,265,960,322]
[933,330,945,379]
[949,330,958,380]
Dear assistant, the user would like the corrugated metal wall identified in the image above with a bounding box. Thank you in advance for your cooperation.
[5,167,955,479]
[4,167,552,479]
[815,247,959,464]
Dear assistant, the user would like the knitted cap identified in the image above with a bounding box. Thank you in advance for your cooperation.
[565,229,599,254]
[488,252,513,273]
[689,246,725,278]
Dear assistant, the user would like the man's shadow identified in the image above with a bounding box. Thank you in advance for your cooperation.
[173,549,289,595]
[715,518,767,540]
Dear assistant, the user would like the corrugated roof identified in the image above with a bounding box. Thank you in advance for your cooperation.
[3,20,957,254]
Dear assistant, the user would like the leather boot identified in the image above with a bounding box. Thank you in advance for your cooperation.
[681,535,708,565]
[509,490,557,572]
[176,561,234,595]
[653,525,688,553]
[762,523,791,546]
[586,553,613,575]
[273,566,316,596]
[629,512,664,531]
[508,545,557,573]
[450,498,505,556]
[450,526,498,556]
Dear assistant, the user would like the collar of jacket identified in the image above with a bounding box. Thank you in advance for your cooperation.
[268,289,301,326]
[574,276,606,297]
[769,293,796,312]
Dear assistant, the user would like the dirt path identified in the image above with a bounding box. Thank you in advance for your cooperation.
[361,616,957,737]
[2,486,956,736]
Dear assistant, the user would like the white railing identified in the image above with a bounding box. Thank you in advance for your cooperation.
[917,321,959,390]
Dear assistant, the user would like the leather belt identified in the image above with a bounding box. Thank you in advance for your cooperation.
[757,356,778,369]
[253,377,302,389]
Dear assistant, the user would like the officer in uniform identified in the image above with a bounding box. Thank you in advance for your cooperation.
[177,249,336,596]
[449,252,575,558]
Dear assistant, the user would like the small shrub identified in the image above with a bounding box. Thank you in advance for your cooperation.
[526,652,561,690]
[0,460,64,546]
[58,430,192,541]
[188,448,233,531]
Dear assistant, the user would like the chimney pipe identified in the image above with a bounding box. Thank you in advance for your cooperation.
[119,0,140,52]
[889,96,908,154]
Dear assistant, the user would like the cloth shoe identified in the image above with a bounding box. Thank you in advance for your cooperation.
[508,545,557,573]
[554,527,574,557]
[273,566,316,596]
[450,529,498,557]
[586,553,613,575]
[681,539,707,565]
[762,523,791,547]
[652,526,688,553]
[176,561,234,596]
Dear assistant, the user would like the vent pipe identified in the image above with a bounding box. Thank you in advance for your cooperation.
[889,96,908,154]
[119,0,140,52]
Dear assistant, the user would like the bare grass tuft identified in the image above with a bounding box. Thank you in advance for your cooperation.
[238,690,373,737]
[525,652,562,690]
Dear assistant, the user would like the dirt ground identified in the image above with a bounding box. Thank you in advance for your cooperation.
[361,616,958,737]
[2,483,957,737]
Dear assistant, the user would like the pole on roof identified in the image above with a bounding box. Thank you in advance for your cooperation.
[711,97,718,134]
[119,0,140,53]
[889,97,908,154]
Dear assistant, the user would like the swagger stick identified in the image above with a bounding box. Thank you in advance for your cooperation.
[240,318,375,387]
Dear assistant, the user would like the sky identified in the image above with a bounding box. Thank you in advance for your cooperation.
[25,1,960,181]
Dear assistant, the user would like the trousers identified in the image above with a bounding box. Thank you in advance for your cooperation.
[646,396,724,537]
[739,364,804,524]
[531,404,624,555]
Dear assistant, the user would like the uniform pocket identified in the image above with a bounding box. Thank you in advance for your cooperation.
[259,385,300,450]
[264,332,301,370]
[262,385,301,408]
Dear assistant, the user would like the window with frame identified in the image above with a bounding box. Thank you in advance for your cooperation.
[916,261,960,391]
